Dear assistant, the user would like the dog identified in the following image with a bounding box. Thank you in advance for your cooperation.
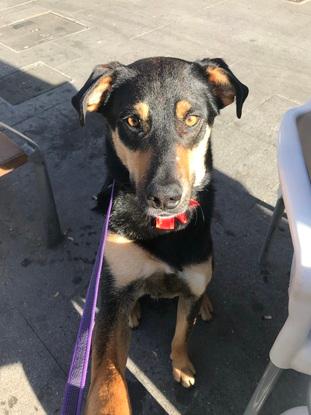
[72,56,248,415]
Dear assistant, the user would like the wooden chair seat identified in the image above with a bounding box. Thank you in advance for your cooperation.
[0,131,27,177]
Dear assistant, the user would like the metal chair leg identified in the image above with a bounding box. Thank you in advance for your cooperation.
[30,150,63,247]
[259,197,285,267]
[244,362,283,415]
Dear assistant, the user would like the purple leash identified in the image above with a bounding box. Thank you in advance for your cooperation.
[61,182,115,415]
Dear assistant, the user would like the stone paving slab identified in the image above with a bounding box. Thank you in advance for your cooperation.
[0,12,86,52]
[0,42,80,78]
[0,62,70,105]
[0,3,49,27]
[0,308,65,415]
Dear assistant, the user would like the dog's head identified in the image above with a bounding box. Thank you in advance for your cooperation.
[72,57,248,218]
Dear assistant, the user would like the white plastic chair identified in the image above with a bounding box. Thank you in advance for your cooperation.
[244,101,311,414]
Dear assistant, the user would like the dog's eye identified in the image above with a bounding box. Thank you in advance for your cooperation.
[185,115,199,127]
[126,116,140,129]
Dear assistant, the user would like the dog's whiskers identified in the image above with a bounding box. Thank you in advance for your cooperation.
[199,205,206,222]
[193,208,198,226]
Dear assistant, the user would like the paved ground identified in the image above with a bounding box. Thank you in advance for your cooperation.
[0,0,311,414]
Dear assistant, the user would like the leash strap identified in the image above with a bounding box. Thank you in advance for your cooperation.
[61,182,115,415]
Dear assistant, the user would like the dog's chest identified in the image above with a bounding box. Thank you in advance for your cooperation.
[105,232,212,297]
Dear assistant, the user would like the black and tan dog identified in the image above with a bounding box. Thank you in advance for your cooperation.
[72,57,248,415]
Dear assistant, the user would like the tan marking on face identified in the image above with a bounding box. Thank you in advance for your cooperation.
[176,145,191,184]
[111,129,152,187]
[134,102,149,121]
[87,76,113,112]
[176,100,192,120]
[179,256,213,297]
[175,129,211,189]
[105,232,173,288]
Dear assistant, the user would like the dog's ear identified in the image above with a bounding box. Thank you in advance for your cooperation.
[72,62,132,126]
[196,58,249,118]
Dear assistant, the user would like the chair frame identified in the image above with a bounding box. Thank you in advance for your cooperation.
[0,122,63,247]
[244,102,311,415]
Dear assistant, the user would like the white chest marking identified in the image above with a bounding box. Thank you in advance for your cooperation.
[105,233,173,288]
[178,258,213,297]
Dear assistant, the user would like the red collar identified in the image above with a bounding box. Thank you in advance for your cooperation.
[154,199,200,230]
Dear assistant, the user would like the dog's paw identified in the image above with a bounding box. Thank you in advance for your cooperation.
[199,292,214,321]
[129,301,141,328]
[171,354,196,388]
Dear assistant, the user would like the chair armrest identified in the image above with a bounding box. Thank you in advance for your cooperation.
[269,102,311,374]
[278,102,311,287]
[0,122,40,156]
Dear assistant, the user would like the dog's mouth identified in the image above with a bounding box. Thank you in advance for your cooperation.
[147,198,200,230]
[147,199,199,219]
[146,200,190,219]
[147,208,184,219]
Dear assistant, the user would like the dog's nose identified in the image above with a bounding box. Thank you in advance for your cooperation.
[147,183,182,210]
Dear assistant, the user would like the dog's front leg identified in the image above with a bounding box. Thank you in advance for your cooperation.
[170,294,201,388]
[84,285,134,415]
